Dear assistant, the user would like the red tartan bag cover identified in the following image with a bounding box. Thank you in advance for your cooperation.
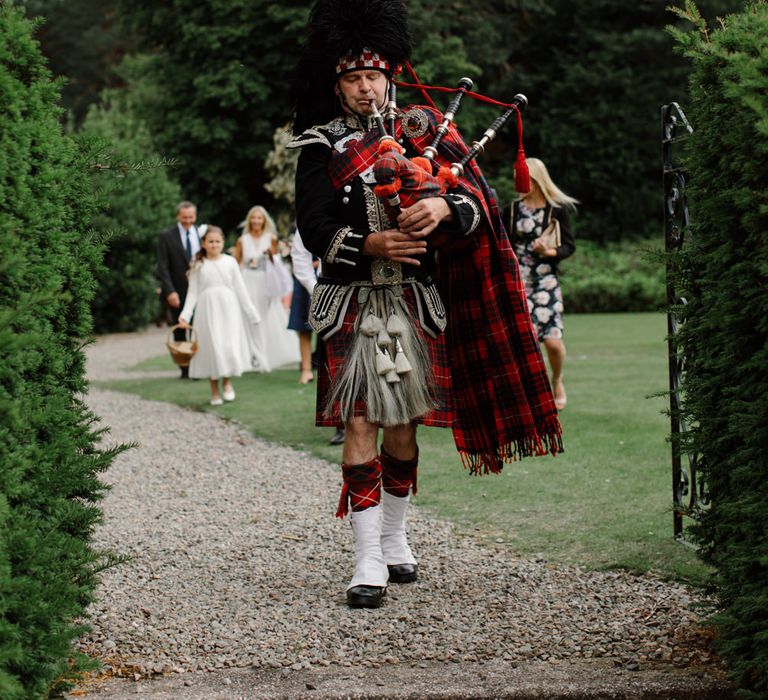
[331,105,563,472]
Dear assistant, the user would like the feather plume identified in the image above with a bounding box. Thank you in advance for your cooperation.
[291,0,411,133]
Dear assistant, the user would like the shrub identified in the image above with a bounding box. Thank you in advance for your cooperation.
[560,238,666,313]
[0,6,119,698]
[669,2,768,696]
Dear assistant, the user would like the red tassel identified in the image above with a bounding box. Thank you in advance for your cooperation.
[513,109,531,194]
[378,139,404,155]
[373,178,402,197]
[335,482,350,519]
[410,156,432,173]
[436,166,459,191]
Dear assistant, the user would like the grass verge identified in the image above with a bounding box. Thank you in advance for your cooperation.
[96,312,707,585]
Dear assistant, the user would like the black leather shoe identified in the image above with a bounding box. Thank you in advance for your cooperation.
[329,428,345,445]
[346,585,385,608]
[387,563,418,583]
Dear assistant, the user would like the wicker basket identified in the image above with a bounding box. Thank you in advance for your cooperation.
[166,324,198,367]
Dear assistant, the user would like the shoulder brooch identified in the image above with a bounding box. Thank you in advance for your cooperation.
[401,108,429,138]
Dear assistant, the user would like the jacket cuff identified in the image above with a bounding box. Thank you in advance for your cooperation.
[441,193,482,237]
[324,226,365,267]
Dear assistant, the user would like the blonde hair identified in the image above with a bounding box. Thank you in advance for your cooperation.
[240,205,278,237]
[517,158,579,210]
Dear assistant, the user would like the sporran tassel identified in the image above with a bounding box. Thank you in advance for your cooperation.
[394,338,412,374]
[375,345,396,376]
[359,313,381,336]
[385,368,401,384]
[386,313,407,337]
[324,288,438,427]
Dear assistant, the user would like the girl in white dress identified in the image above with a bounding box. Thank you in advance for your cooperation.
[179,227,262,405]
[235,206,300,372]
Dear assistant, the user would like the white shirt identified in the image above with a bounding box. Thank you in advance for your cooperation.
[290,230,319,295]
[177,223,201,257]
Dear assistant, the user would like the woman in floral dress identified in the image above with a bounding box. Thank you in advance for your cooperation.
[504,158,577,410]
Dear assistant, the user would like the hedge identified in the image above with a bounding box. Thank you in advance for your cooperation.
[560,237,666,313]
[0,6,119,698]
[669,2,768,697]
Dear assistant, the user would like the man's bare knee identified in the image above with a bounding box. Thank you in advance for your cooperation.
[343,418,379,464]
[382,423,417,461]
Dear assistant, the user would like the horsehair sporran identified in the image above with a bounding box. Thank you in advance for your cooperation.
[325,286,437,426]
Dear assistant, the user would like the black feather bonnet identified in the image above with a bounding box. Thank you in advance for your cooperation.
[291,0,412,134]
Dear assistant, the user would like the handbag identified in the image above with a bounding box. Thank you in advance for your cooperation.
[536,206,561,250]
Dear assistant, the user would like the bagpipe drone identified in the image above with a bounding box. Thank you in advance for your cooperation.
[367,66,531,249]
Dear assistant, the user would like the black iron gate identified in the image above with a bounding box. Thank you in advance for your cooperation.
[661,102,707,543]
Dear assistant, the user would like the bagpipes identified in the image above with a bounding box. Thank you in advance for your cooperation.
[368,67,530,249]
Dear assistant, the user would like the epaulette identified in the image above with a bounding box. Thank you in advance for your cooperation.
[286,117,349,150]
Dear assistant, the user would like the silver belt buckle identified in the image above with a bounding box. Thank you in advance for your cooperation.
[371,258,403,285]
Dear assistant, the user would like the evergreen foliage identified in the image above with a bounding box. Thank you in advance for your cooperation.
[79,65,183,333]
[560,238,665,313]
[491,0,743,239]
[0,6,119,697]
[20,0,136,126]
[669,2,768,696]
[264,125,300,235]
[110,0,743,241]
[116,0,311,231]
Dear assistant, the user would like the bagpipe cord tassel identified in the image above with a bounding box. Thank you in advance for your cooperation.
[514,108,531,194]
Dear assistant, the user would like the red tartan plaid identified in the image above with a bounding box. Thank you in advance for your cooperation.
[315,286,453,428]
[411,107,563,472]
[329,129,381,191]
[380,445,418,496]
[373,150,443,207]
[337,457,382,519]
[323,104,563,472]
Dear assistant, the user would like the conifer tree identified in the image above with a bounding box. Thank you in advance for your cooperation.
[0,5,119,697]
[670,1,768,695]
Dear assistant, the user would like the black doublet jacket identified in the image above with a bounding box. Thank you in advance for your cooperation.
[289,112,483,287]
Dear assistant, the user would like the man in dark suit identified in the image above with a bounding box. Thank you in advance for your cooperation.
[157,200,201,378]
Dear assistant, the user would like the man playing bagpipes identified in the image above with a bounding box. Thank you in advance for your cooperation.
[288,0,562,609]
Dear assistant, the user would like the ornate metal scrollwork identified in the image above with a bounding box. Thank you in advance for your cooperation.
[662,103,709,544]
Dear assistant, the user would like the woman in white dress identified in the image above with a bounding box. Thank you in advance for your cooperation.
[178,227,261,405]
[235,206,300,372]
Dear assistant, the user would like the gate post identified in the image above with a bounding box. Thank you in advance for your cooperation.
[662,103,705,543]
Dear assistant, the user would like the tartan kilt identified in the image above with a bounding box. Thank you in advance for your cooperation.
[315,284,453,428]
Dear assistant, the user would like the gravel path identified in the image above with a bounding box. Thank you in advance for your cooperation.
[73,329,732,698]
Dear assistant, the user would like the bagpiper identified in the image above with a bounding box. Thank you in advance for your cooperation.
[288,0,563,609]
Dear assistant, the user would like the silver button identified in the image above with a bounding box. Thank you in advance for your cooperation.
[343,185,352,193]
[342,197,350,204]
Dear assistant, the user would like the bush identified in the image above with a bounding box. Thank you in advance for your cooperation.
[0,7,119,698]
[80,59,182,333]
[559,238,666,313]
[669,2,768,696]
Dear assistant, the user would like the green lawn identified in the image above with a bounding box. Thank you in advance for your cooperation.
[97,312,707,585]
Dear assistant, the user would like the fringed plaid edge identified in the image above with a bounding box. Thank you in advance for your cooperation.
[458,415,564,476]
